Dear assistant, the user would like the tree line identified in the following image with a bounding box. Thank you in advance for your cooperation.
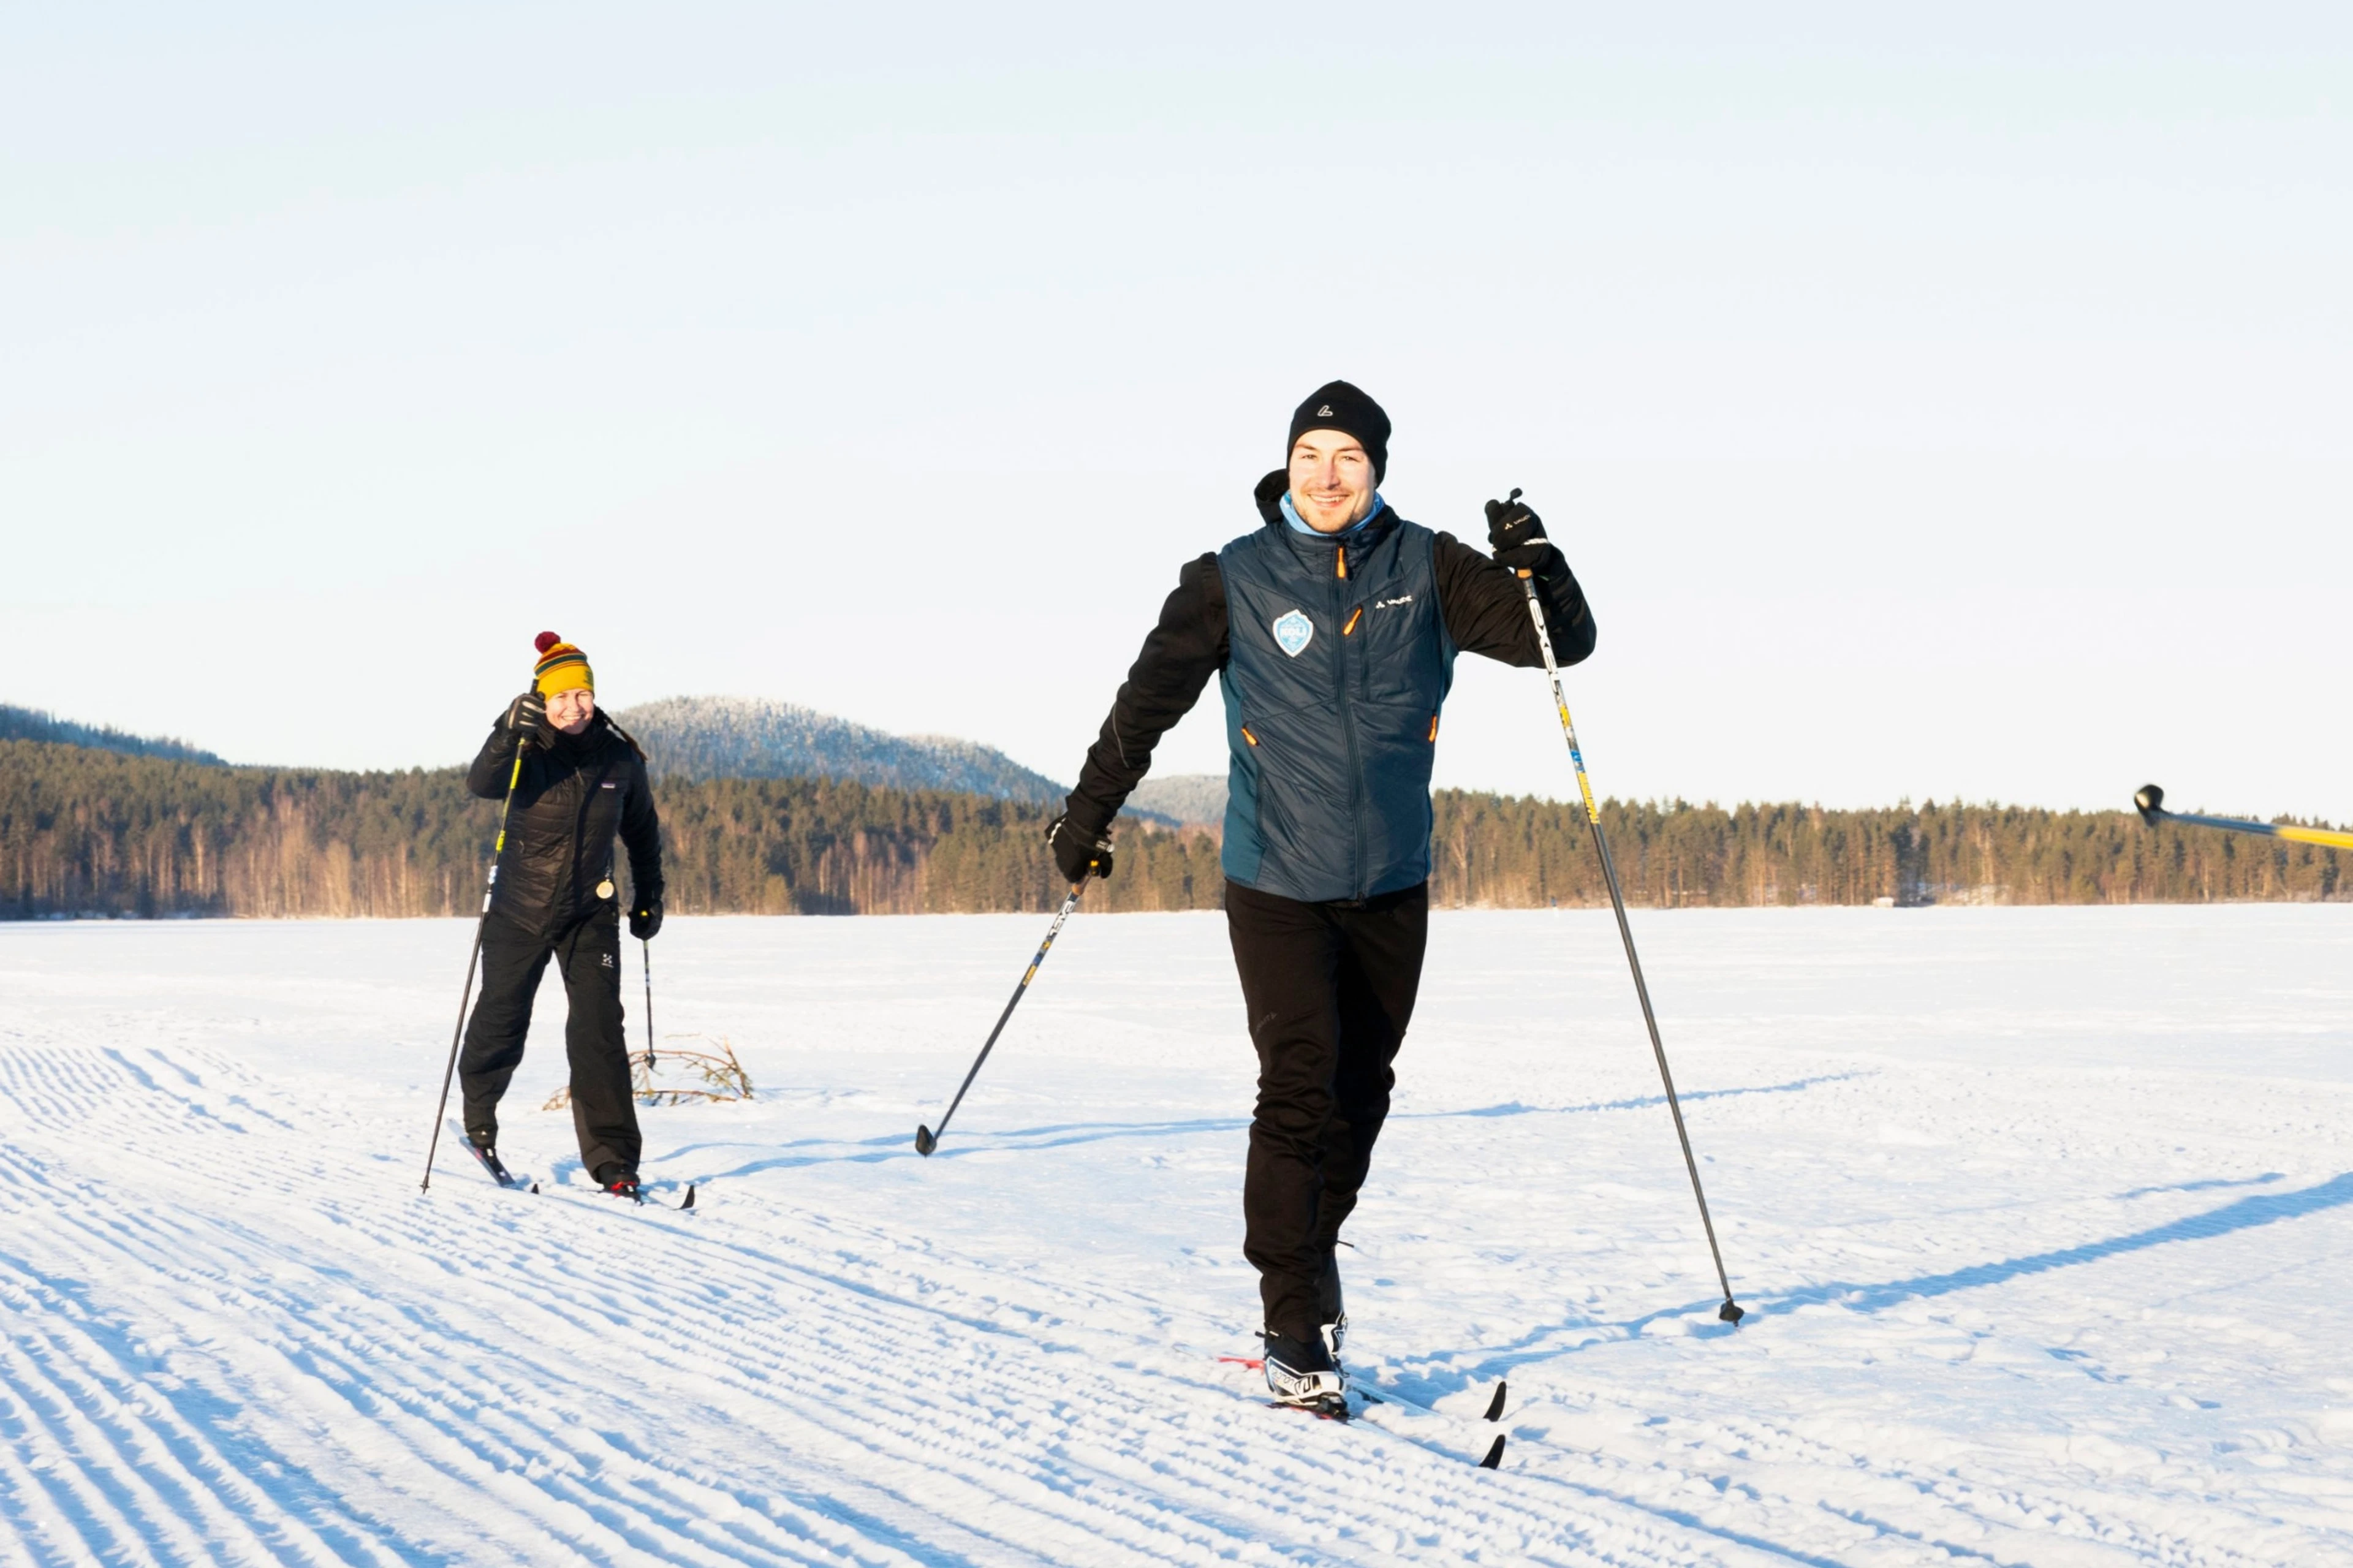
[4,737,2344,919]
[1,703,225,765]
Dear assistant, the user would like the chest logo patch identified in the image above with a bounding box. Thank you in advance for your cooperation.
[1272,610,1314,657]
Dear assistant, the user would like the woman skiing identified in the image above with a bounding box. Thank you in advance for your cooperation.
[457,632,665,1197]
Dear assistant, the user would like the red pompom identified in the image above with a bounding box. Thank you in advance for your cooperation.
[534,631,561,654]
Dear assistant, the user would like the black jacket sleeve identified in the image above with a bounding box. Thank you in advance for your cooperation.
[1064,554,1230,838]
[466,719,521,800]
[1431,533,1597,669]
[620,750,663,905]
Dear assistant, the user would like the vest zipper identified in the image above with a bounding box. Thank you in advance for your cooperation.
[1333,542,1367,898]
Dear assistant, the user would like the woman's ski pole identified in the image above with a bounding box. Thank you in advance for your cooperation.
[420,740,529,1192]
[915,863,1099,1156]
[642,938,656,1072]
[1515,526,1744,1324]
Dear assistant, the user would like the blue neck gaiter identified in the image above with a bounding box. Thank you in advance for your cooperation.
[1281,491,1386,538]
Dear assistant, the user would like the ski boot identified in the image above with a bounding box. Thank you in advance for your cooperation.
[1262,1330,1348,1419]
[595,1164,643,1203]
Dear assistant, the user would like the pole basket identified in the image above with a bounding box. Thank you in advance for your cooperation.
[542,1034,756,1110]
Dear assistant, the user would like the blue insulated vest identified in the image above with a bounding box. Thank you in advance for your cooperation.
[1218,514,1457,903]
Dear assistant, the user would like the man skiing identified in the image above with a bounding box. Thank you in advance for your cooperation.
[459,631,665,1198]
[1048,382,1596,1412]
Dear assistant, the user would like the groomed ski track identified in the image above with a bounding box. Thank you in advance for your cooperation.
[0,1044,1738,1567]
[4,909,2352,1565]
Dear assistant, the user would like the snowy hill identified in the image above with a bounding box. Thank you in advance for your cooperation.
[5,907,2351,1562]
[1127,772,1229,827]
[614,694,1066,802]
[0,701,225,765]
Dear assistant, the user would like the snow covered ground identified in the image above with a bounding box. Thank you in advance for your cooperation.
[4,906,2352,1566]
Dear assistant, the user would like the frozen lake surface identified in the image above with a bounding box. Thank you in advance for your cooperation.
[3,906,2351,1565]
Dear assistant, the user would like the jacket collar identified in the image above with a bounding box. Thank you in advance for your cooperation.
[548,711,612,760]
[1251,468,1400,561]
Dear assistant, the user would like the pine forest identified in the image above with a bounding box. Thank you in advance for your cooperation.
[4,737,2345,920]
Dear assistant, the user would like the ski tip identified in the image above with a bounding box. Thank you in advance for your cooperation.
[913,1124,936,1157]
[1479,1434,1506,1470]
[1483,1381,1507,1422]
[680,1184,697,1211]
[1719,1300,1746,1325]
[528,1181,539,1194]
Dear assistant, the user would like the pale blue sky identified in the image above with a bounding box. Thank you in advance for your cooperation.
[5,5,2347,815]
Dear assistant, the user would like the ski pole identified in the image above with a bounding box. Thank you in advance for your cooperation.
[915,862,1099,1156]
[2134,783,2353,851]
[421,739,529,1192]
[642,937,656,1072]
[1514,515,1743,1325]
[604,710,660,1075]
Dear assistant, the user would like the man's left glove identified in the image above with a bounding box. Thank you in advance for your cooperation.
[1046,815,1114,885]
[629,897,663,941]
[1483,488,1554,575]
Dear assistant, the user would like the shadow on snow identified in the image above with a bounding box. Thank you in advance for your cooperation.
[1444,1169,2353,1393]
[669,1072,1863,1180]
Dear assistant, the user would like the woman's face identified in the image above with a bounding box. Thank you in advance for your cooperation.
[546,687,596,735]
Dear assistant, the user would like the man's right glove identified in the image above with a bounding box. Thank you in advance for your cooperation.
[1483,487,1554,575]
[504,689,553,746]
[1046,814,1114,885]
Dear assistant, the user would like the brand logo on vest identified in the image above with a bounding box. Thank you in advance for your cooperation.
[1272,610,1314,657]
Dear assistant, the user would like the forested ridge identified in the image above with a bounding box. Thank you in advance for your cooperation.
[5,737,2345,918]
[0,703,225,766]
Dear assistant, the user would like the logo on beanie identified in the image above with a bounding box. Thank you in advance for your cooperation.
[1273,610,1314,657]
[1315,404,1334,417]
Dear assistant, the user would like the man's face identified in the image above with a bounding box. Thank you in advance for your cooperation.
[546,687,596,735]
[1287,431,1377,533]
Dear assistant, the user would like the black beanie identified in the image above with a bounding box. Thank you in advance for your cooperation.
[1287,380,1390,483]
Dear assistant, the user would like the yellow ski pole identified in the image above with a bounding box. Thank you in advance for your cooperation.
[421,738,529,1192]
[1512,500,1743,1324]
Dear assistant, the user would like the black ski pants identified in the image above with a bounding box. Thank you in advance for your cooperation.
[1227,877,1428,1341]
[458,905,641,1178]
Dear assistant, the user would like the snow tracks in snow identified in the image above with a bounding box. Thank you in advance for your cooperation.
[0,1037,1756,1566]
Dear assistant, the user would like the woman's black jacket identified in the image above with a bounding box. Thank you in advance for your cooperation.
[466,712,663,937]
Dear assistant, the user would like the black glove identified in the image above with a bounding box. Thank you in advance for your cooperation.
[1046,814,1113,885]
[1483,488,1553,575]
[629,896,663,941]
[504,689,553,746]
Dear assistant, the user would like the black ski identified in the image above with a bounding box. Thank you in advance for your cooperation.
[1220,1357,1505,1464]
[1364,1377,1507,1468]
[575,1176,697,1211]
[616,1182,697,1211]
[448,1119,520,1189]
[442,1121,695,1209]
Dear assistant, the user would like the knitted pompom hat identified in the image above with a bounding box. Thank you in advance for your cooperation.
[531,631,594,696]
